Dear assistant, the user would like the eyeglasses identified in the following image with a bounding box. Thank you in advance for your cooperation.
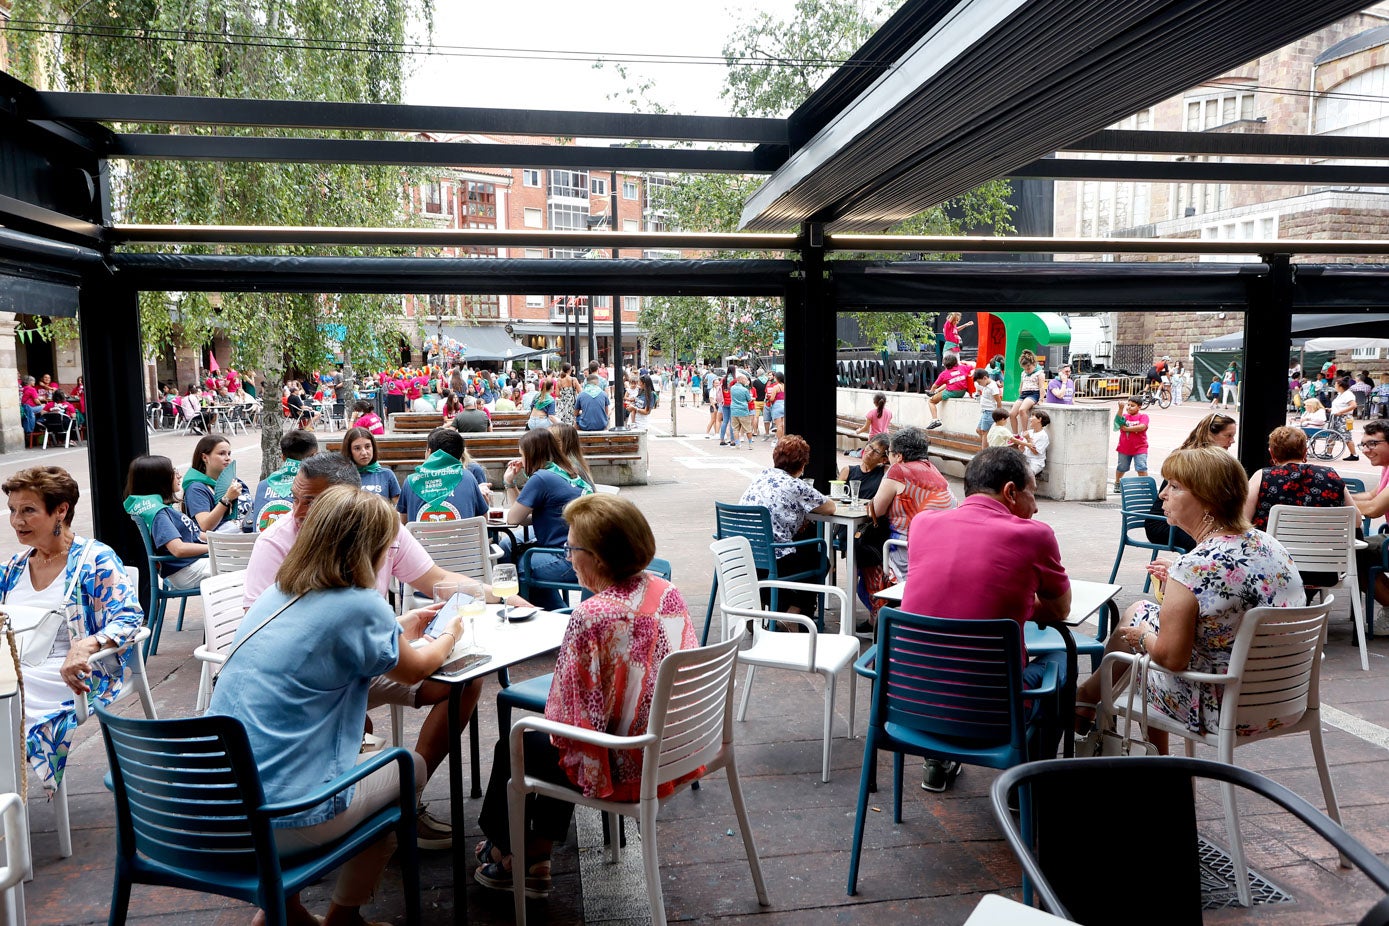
[562,543,590,560]
[1361,439,1386,449]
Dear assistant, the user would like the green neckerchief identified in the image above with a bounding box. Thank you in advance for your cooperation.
[581,383,604,398]
[181,468,218,496]
[358,462,384,474]
[123,494,169,531]
[407,450,465,507]
[265,458,301,497]
[544,462,594,496]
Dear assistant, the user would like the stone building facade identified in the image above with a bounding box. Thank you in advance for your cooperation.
[1054,5,1389,380]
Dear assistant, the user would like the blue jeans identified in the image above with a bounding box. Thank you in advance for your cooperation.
[719,404,733,441]
[522,550,578,612]
[1022,650,1069,762]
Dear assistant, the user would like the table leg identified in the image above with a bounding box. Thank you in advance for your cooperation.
[469,705,482,799]
[1056,625,1079,759]
[448,684,469,926]
[844,525,858,632]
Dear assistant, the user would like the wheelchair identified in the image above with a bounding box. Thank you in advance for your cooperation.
[1302,418,1352,461]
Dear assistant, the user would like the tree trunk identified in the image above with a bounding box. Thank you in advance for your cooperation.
[259,367,285,480]
[669,337,679,437]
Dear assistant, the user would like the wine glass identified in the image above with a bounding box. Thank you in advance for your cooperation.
[492,564,519,621]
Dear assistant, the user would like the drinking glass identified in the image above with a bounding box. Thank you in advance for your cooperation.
[492,564,519,621]
[848,480,861,506]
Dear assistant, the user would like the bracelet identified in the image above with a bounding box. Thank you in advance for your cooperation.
[438,631,455,645]
[219,497,232,507]
[1137,631,1152,654]
[504,482,518,490]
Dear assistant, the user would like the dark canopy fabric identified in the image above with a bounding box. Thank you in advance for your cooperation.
[438,325,544,362]
[1197,313,1389,350]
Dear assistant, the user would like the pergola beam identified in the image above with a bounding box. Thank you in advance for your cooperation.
[1009,158,1389,185]
[108,135,785,173]
[1063,128,1389,160]
[29,91,787,144]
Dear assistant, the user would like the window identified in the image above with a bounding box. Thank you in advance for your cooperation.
[622,180,639,200]
[463,293,500,320]
[524,248,544,259]
[424,181,442,214]
[548,169,590,200]
[621,296,641,312]
[1315,66,1389,137]
[622,219,639,232]
[1185,90,1255,131]
[1199,214,1277,263]
[1352,347,1381,360]
[428,294,451,316]
[590,178,608,196]
[523,207,543,228]
[522,169,541,187]
[526,295,545,308]
[464,181,496,220]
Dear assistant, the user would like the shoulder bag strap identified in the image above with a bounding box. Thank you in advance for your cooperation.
[221,593,304,669]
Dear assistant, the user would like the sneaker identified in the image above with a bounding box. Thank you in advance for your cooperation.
[926,420,943,430]
[921,759,962,793]
[1346,455,1360,461]
[416,805,453,851]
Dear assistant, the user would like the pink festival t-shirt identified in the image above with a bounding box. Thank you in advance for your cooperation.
[933,363,973,393]
[1116,412,1149,455]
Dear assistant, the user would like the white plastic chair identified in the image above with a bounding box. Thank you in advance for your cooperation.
[507,628,768,926]
[0,792,29,926]
[193,571,248,714]
[1266,504,1368,671]
[404,517,493,597]
[710,535,858,782]
[66,565,156,859]
[1100,599,1339,907]
[206,531,258,575]
[594,483,621,495]
[881,537,908,584]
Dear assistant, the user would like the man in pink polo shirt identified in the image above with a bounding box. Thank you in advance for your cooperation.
[900,446,1072,790]
[243,452,514,851]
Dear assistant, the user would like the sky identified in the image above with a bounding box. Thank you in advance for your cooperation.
[405,0,803,116]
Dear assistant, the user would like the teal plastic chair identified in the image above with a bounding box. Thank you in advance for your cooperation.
[1106,477,1174,593]
[702,502,828,644]
[97,707,420,926]
[847,609,1058,897]
[129,513,203,656]
[516,545,584,609]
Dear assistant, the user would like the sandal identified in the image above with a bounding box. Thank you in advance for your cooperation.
[475,838,501,867]
[474,857,553,899]
[1074,702,1098,735]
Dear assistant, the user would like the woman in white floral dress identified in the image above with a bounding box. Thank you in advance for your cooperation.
[1076,447,1303,753]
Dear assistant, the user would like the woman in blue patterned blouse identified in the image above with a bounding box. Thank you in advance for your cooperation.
[0,466,144,791]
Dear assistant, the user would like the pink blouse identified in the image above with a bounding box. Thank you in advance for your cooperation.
[545,574,697,801]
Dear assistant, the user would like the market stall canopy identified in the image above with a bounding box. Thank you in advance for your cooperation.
[1197,314,1389,351]
[438,325,546,362]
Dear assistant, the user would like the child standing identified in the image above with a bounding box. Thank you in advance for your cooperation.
[1207,376,1222,407]
[1010,349,1045,433]
[1114,396,1149,492]
[973,368,1002,448]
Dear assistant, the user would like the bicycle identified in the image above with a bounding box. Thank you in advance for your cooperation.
[1136,383,1172,410]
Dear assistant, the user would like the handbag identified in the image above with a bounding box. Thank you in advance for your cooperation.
[2,543,94,668]
[1076,654,1160,758]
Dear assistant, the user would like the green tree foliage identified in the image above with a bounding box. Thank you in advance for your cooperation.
[688,0,1014,352]
[7,0,430,473]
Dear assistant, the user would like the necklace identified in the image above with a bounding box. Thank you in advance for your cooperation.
[34,541,70,566]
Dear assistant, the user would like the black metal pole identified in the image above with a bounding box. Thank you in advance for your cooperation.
[610,169,625,427]
[786,221,837,487]
[1239,253,1295,475]
[80,273,149,569]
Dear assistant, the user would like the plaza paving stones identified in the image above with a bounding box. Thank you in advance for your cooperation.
[13,400,1389,924]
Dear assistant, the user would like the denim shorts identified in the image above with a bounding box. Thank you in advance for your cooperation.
[978,409,995,431]
[1117,451,1148,473]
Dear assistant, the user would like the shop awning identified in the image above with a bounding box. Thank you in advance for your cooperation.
[438,325,547,361]
[1197,313,1389,350]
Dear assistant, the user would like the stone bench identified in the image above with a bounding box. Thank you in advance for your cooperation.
[320,428,649,486]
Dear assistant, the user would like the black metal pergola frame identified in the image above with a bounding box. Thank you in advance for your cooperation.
[9,32,1389,569]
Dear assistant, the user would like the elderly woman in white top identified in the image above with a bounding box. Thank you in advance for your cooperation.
[1,466,143,790]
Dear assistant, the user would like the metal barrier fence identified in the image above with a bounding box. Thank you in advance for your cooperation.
[1074,374,1147,399]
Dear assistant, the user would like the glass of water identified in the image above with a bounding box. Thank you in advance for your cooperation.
[849,480,861,506]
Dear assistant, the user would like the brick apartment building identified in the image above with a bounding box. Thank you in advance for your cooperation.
[1053,4,1389,380]
[401,133,672,369]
